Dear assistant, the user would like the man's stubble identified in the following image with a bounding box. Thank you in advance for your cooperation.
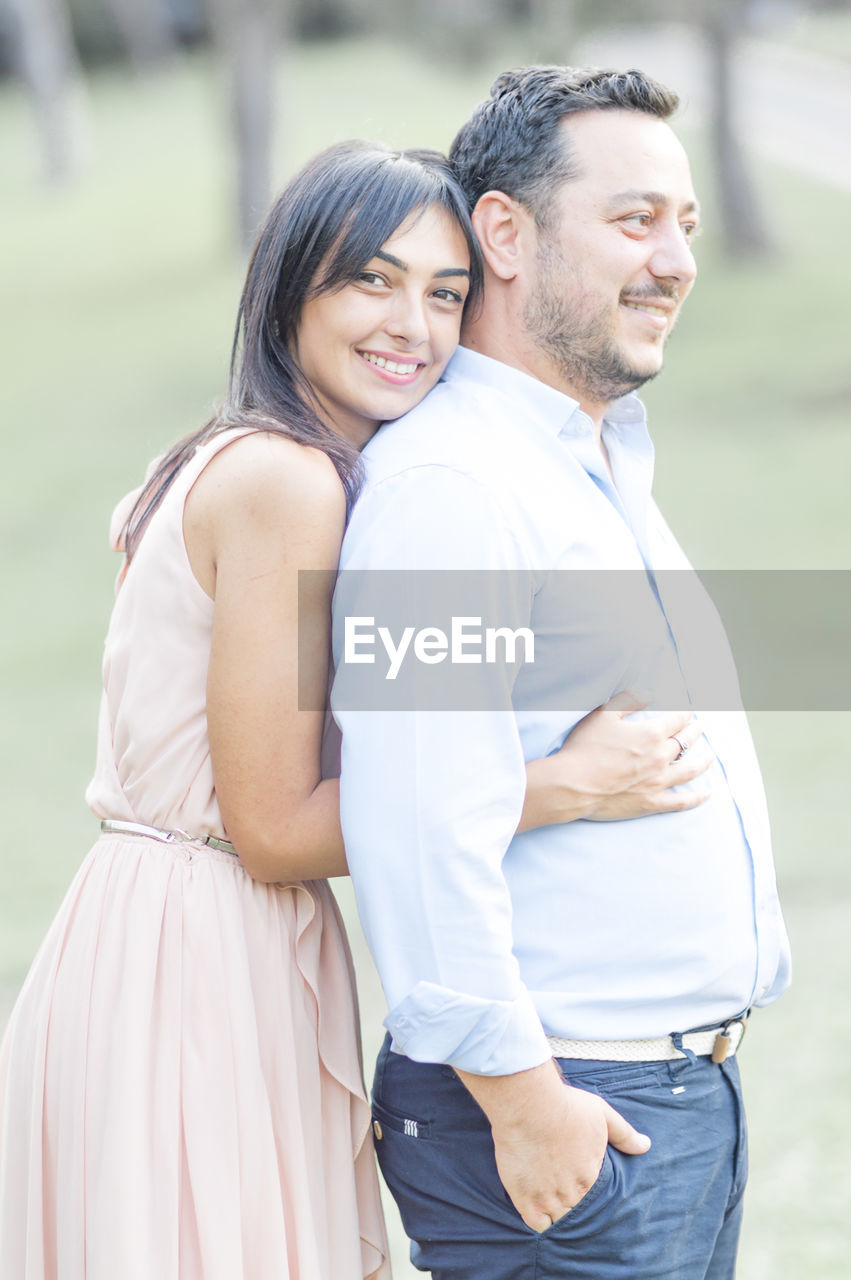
[523,233,675,406]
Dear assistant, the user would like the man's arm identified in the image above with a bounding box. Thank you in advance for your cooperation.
[334,464,551,1072]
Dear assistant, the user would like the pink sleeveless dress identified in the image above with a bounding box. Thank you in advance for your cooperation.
[0,430,390,1279]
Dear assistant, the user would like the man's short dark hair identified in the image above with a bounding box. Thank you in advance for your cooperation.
[449,66,679,225]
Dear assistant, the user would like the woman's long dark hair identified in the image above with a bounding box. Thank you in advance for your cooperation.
[122,140,483,559]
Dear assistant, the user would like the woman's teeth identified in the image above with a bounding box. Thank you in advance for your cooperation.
[361,352,420,374]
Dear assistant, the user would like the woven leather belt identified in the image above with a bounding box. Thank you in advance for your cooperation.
[100,819,237,856]
[548,1017,747,1065]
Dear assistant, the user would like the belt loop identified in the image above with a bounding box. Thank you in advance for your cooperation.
[670,1030,695,1064]
[670,1031,697,1075]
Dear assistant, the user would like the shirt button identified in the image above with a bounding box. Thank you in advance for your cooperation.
[373,1120,383,1141]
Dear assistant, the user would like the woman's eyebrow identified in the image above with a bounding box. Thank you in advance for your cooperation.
[373,251,471,281]
[376,249,407,270]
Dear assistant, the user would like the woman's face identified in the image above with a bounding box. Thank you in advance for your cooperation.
[294,204,471,448]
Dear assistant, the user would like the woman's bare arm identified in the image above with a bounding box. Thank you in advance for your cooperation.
[186,432,349,882]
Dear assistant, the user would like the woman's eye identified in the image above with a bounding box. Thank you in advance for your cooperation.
[357,271,386,287]
[433,287,464,304]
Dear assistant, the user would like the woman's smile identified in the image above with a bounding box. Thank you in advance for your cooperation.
[356,349,427,382]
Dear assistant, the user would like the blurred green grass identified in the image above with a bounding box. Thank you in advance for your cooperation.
[1,37,849,1278]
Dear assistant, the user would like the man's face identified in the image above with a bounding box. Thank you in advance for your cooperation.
[524,109,699,408]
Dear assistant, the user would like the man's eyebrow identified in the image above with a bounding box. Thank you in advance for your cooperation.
[605,190,701,216]
[374,251,472,281]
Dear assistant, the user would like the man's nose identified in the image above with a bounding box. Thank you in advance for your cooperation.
[650,224,698,287]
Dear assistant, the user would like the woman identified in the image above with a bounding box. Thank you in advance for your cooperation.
[0,141,706,1279]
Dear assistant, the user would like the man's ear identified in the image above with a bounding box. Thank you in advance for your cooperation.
[472,191,533,282]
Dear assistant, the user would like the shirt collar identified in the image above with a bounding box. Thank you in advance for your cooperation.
[444,347,580,437]
[444,346,648,443]
[603,392,648,430]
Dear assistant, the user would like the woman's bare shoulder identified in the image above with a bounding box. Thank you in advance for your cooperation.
[191,430,347,531]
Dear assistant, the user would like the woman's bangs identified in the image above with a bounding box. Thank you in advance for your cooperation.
[313,165,444,297]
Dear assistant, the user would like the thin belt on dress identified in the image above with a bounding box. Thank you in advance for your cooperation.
[100,818,237,856]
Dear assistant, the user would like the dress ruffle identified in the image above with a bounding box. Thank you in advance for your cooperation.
[0,833,389,1279]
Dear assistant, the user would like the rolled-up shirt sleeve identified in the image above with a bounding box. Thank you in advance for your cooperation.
[332,464,553,1075]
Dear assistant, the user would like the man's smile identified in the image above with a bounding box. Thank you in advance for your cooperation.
[620,300,671,317]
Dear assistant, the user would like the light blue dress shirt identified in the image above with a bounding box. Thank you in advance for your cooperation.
[332,347,791,1076]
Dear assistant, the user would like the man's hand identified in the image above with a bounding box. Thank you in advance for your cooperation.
[520,692,714,831]
[456,1059,651,1232]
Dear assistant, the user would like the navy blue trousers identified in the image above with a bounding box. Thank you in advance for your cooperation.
[372,1034,748,1278]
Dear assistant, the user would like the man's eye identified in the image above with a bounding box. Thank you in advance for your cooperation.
[622,213,652,230]
[680,222,701,243]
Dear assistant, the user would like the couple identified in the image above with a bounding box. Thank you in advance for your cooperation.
[0,65,789,1279]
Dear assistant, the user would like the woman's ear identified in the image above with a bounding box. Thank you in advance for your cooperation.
[471,191,533,282]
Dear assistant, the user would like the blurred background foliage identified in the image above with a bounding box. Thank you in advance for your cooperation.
[5,0,850,247]
[1,0,850,1276]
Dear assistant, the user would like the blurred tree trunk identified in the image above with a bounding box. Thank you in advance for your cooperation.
[295,0,351,37]
[101,0,176,70]
[702,1,773,257]
[209,0,287,253]
[5,0,89,182]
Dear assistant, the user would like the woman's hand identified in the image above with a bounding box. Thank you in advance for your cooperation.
[519,692,713,832]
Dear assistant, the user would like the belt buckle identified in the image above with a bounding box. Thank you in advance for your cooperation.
[711,1014,748,1064]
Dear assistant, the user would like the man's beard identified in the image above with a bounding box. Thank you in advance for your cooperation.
[524,236,675,404]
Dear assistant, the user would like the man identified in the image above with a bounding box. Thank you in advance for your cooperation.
[332,67,790,1278]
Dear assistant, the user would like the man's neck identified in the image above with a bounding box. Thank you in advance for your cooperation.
[459,331,610,441]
